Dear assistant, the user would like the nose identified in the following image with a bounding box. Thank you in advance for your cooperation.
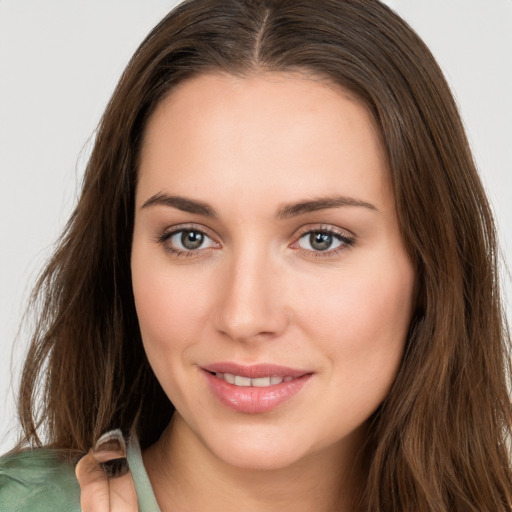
[213,248,289,343]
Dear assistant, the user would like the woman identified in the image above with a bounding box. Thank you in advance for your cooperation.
[1,0,511,510]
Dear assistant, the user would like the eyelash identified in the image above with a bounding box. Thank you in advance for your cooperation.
[293,226,355,258]
[157,224,218,258]
[157,224,355,259]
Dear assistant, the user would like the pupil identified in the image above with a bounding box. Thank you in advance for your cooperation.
[181,231,204,249]
[310,232,332,251]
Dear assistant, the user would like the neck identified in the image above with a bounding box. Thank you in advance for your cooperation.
[143,414,367,512]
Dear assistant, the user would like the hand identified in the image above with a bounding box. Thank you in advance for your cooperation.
[75,430,138,512]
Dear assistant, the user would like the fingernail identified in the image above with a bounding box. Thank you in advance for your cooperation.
[94,429,129,478]
[95,429,126,456]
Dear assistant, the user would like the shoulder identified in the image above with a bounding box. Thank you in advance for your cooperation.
[0,448,80,512]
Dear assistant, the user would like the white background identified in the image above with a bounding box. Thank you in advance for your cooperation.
[1,1,511,454]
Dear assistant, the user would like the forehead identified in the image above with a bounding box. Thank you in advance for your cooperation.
[137,72,391,212]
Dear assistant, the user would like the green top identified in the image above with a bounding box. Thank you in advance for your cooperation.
[0,436,161,511]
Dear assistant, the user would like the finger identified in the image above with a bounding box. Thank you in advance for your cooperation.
[93,430,129,478]
[75,449,110,511]
[94,430,138,512]
[75,430,138,512]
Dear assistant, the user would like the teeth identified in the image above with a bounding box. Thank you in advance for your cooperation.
[252,377,271,387]
[234,375,252,387]
[224,373,235,384]
[216,373,290,387]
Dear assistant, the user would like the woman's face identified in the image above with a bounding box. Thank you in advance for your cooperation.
[131,72,415,470]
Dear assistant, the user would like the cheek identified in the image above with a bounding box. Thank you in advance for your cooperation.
[300,262,412,337]
[131,254,213,366]
[296,252,415,392]
[131,259,219,414]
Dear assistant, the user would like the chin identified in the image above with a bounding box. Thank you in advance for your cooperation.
[211,435,307,471]
[194,417,333,472]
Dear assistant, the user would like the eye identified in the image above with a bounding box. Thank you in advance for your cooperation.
[296,229,354,254]
[161,228,218,254]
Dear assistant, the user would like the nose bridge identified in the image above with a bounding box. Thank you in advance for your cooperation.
[215,240,287,342]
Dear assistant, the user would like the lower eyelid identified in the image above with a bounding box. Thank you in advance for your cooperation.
[156,226,353,256]
[292,229,355,254]
[158,228,221,256]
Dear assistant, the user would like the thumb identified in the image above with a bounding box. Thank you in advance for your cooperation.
[75,430,138,512]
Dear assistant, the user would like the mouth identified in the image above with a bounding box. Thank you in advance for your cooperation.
[210,372,295,387]
[201,362,313,413]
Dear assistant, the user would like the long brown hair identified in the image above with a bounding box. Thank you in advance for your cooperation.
[16,0,512,509]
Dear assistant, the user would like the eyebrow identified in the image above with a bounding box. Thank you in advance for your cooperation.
[142,193,216,216]
[275,195,378,219]
[141,192,377,218]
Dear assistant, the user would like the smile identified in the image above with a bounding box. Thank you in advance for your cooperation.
[213,373,295,387]
[201,363,313,413]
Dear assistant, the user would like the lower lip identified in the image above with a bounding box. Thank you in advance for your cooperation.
[203,371,312,414]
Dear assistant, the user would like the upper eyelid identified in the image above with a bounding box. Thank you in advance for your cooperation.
[293,224,355,240]
[155,225,220,253]
[158,227,219,256]
[157,223,355,247]
[160,223,217,239]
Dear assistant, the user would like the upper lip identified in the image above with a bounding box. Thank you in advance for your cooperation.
[201,362,311,379]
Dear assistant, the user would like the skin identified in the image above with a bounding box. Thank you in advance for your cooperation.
[77,72,416,511]
[76,446,137,512]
